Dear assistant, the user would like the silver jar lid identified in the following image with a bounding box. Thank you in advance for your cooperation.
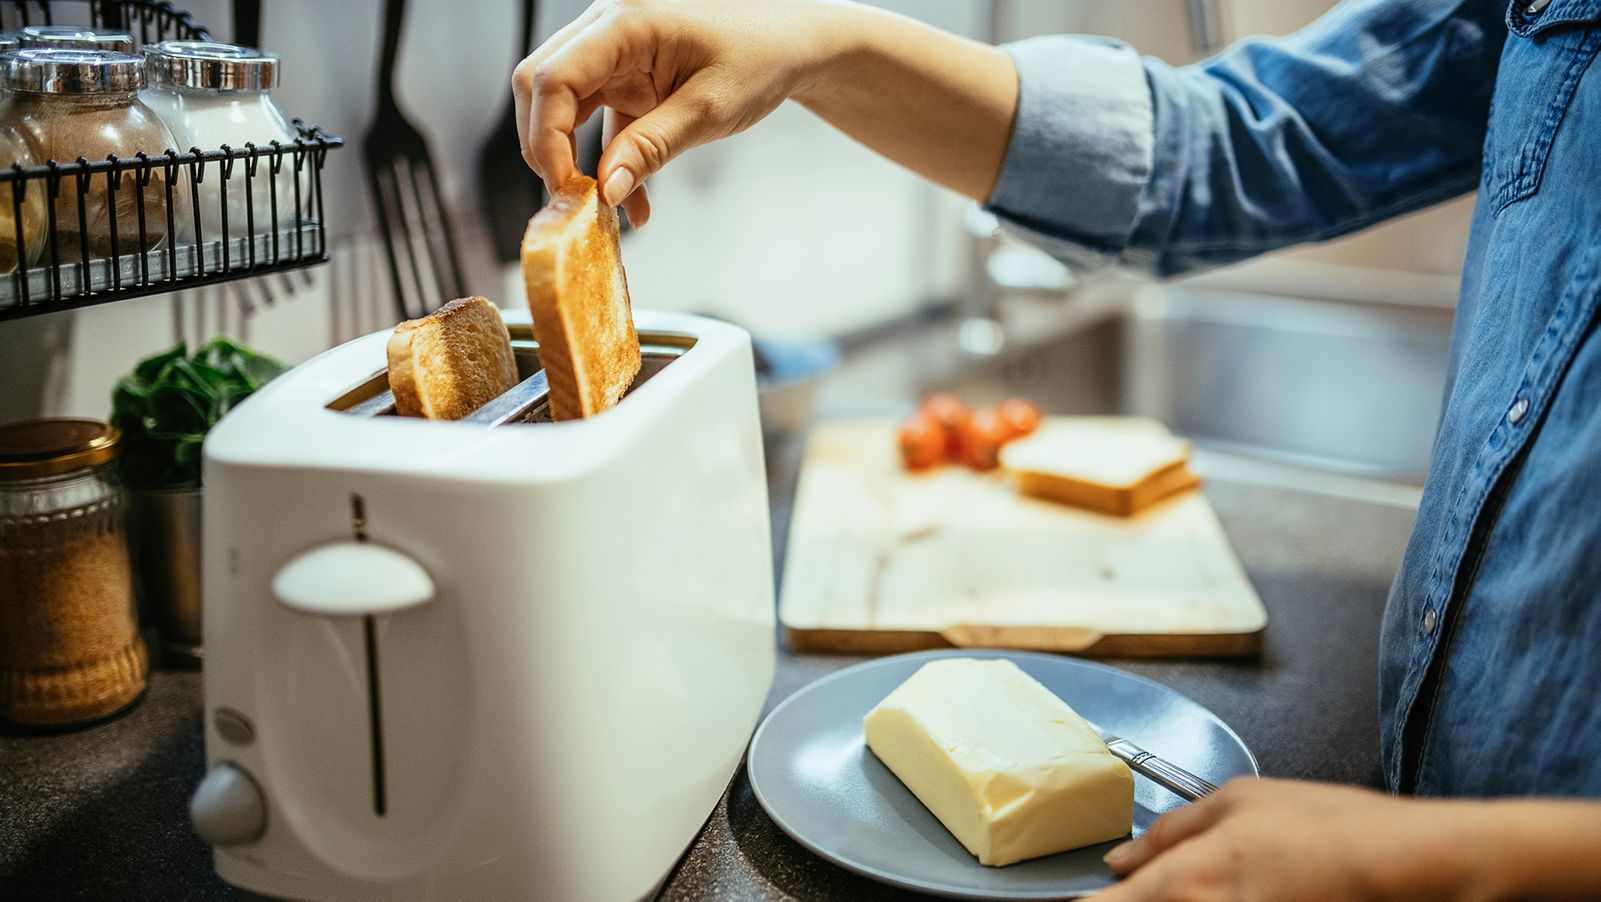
[19,25,135,53]
[145,41,277,92]
[1,48,145,94]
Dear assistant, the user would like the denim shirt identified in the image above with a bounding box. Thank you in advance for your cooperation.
[987,0,1601,797]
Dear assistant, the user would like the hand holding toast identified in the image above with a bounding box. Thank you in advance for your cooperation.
[512,0,829,227]
[512,0,1017,225]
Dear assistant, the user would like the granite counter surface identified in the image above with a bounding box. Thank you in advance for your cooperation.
[1,453,1415,899]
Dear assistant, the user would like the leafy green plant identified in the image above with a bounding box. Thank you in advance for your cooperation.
[111,337,289,490]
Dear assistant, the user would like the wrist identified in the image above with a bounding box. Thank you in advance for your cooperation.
[789,0,878,109]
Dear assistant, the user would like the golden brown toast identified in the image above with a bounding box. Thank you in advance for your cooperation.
[387,296,519,420]
[520,175,641,421]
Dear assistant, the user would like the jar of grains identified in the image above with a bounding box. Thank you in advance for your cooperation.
[0,48,176,260]
[0,419,148,728]
[140,41,297,243]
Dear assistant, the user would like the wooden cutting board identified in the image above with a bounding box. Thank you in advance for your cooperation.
[779,419,1266,657]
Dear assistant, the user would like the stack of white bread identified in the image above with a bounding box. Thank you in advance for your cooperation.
[999,417,1199,517]
[386,175,641,421]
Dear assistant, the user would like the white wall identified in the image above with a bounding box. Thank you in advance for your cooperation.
[3,0,997,422]
[0,0,1473,424]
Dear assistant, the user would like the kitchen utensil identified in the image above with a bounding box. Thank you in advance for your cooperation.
[190,309,775,900]
[747,649,1256,899]
[478,0,542,263]
[364,0,466,320]
[1090,722,1219,802]
[779,419,1267,656]
[232,0,261,47]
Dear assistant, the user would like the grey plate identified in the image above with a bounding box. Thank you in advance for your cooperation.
[748,650,1258,899]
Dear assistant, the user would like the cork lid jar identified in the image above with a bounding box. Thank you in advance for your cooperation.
[0,418,148,728]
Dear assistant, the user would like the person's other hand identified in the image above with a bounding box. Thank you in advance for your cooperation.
[512,0,833,227]
[1098,778,1460,901]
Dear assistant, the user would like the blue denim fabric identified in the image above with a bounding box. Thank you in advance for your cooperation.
[988,0,1601,796]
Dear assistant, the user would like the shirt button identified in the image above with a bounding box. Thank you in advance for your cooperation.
[1423,608,1438,636]
[1525,0,1552,14]
[1508,397,1530,425]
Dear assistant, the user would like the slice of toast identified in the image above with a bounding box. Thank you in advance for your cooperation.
[387,296,519,420]
[1000,418,1200,517]
[520,175,641,420]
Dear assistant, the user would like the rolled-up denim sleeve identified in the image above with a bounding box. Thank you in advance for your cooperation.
[986,0,1505,277]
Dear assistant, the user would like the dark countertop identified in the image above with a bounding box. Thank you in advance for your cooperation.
[0,433,1417,901]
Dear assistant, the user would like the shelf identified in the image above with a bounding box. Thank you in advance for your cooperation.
[0,1,345,322]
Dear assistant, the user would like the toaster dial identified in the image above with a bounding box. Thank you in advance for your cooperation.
[191,763,267,846]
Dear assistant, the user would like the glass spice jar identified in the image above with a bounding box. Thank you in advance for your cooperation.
[18,25,136,54]
[140,41,297,244]
[0,419,148,728]
[0,48,176,260]
[0,121,47,272]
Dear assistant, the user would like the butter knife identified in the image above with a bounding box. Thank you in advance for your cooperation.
[1088,723,1220,802]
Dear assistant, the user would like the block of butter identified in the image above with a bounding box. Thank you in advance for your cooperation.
[863,658,1134,866]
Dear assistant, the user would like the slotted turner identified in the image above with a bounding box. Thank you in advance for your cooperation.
[364,0,466,320]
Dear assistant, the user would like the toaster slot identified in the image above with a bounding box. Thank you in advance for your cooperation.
[326,330,695,425]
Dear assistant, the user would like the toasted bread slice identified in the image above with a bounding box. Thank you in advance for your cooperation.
[1001,418,1199,517]
[520,175,641,420]
[387,296,519,420]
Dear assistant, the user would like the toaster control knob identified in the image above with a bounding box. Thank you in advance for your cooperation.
[191,763,267,846]
[272,541,435,616]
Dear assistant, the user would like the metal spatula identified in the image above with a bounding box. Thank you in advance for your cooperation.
[364,0,466,320]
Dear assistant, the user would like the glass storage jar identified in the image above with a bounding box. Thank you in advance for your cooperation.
[0,48,176,259]
[0,120,47,272]
[140,41,296,244]
[18,25,135,53]
[0,419,148,729]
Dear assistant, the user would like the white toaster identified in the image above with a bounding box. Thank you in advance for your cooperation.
[190,309,776,900]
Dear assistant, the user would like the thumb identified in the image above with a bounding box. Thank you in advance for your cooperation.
[597,85,720,206]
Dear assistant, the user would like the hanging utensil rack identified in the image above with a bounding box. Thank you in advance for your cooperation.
[0,0,344,322]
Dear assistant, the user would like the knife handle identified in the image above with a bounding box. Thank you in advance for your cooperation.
[1103,737,1220,802]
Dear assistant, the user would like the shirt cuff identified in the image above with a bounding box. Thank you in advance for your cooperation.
[986,35,1155,266]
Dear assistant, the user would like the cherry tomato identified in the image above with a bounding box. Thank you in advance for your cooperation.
[959,407,1014,471]
[898,413,947,471]
[997,397,1042,439]
[919,393,971,460]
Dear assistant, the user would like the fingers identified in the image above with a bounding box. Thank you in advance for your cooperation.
[1096,837,1212,902]
[601,108,651,225]
[621,183,651,227]
[597,76,722,207]
[513,3,636,191]
[1103,786,1238,877]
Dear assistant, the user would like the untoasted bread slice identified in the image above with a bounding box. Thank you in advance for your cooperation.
[387,296,519,420]
[521,175,641,420]
[1001,418,1199,517]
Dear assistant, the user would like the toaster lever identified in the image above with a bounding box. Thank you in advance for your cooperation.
[272,542,435,616]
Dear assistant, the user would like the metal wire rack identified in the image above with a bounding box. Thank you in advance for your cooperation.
[0,1,344,322]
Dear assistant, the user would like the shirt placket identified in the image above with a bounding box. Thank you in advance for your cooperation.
[1389,240,1601,789]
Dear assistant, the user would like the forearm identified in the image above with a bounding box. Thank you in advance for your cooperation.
[1445,799,1601,901]
[793,2,1017,202]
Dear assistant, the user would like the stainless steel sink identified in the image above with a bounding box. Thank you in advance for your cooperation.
[816,281,1455,493]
